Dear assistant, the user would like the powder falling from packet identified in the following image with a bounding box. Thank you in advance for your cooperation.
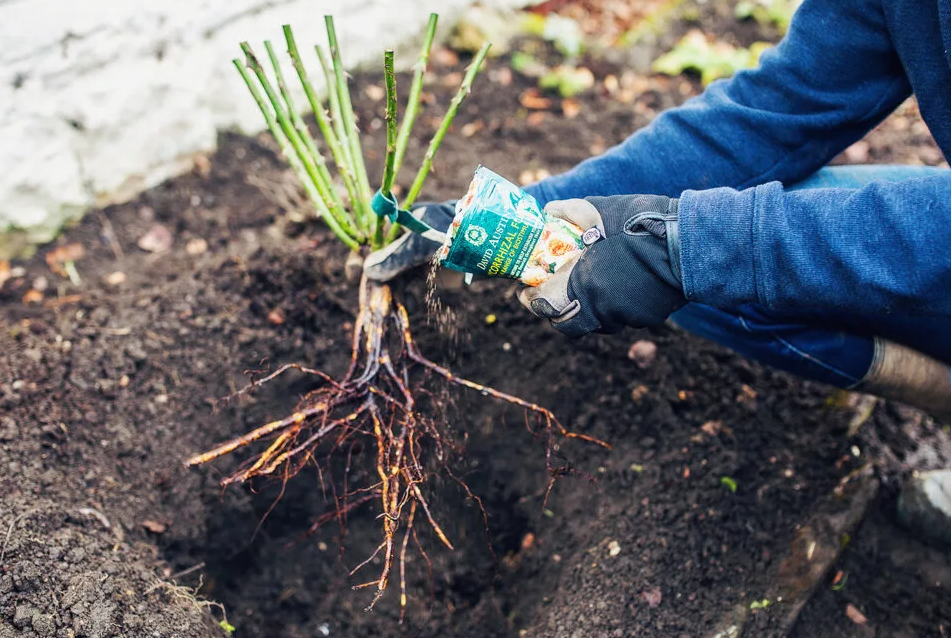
[437,166,586,286]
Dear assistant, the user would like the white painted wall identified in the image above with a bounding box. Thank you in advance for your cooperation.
[0,0,521,258]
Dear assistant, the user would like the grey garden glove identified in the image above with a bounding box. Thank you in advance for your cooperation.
[517,195,686,338]
[363,202,455,281]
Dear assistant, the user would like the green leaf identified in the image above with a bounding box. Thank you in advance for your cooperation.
[542,15,585,59]
[734,0,756,19]
[539,66,595,97]
[720,476,738,493]
[749,598,771,610]
[831,573,849,591]
[651,30,773,85]
[219,620,236,635]
[511,51,547,78]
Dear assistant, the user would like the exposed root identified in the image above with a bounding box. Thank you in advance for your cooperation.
[186,275,608,615]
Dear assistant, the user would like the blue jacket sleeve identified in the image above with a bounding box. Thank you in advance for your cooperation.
[679,175,951,316]
[523,0,911,206]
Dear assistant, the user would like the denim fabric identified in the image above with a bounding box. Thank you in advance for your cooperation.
[524,0,951,318]
[670,166,951,388]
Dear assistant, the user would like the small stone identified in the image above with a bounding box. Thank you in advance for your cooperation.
[627,340,657,368]
[607,540,621,556]
[631,384,649,403]
[267,309,286,325]
[137,224,173,253]
[185,238,208,255]
[32,276,48,292]
[103,271,127,286]
[844,141,870,163]
[898,469,951,545]
[642,586,662,608]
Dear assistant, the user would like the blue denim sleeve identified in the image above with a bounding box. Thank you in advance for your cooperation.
[523,0,911,207]
[679,175,951,316]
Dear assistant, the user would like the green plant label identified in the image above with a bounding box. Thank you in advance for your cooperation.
[441,166,547,279]
[444,206,544,279]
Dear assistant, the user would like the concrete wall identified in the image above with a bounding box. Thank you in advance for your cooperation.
[0,0,520,258]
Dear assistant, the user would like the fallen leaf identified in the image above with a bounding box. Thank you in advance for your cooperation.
[562,98,581,119]
[845,604,867,625]
[193,153,212,178]
[432,47,460,67]
[443,71,463,87]
[642,586,662,608]
[521,533,536,550]
[141,520,167,534]
[526,111,549,127]
[461,121,484,137]
[631,385,649,403]
[364,84,385,101]
[45,243,85,276]
[519,88,552,110]
[138,224,173,254]
[44,294,82,308]
[22,289,44,304]
[0,260,10,290]
[737,384,757,403]
[493,67,513,86]
[701,420,723,436]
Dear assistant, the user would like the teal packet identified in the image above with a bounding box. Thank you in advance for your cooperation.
[437,166,586,285]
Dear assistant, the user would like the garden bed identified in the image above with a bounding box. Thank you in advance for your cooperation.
[2,6,950,637]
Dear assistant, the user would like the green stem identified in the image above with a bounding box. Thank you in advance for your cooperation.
[325,16,374,234]
[392,13,438,180]
[390,42,490,243]
[315,45,371,230]
[315,46,353,176]
[283,25,365,234]
[234,59,359,251]
[241,43,357,244]
[263,40,357,239]
[375,49,398,249]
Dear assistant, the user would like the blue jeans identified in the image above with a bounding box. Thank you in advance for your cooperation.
[671,165,951,388]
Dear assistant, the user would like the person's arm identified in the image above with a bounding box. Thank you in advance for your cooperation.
[525,0,911,207]
[680,175,951,316]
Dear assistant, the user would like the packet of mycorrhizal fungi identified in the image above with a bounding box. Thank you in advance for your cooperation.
[437,166,586,286]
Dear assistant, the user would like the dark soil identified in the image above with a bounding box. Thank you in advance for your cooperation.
[2,6,950,638]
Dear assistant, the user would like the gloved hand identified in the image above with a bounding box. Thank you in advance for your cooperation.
[517,195,686,338]
[363,202,455,281]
